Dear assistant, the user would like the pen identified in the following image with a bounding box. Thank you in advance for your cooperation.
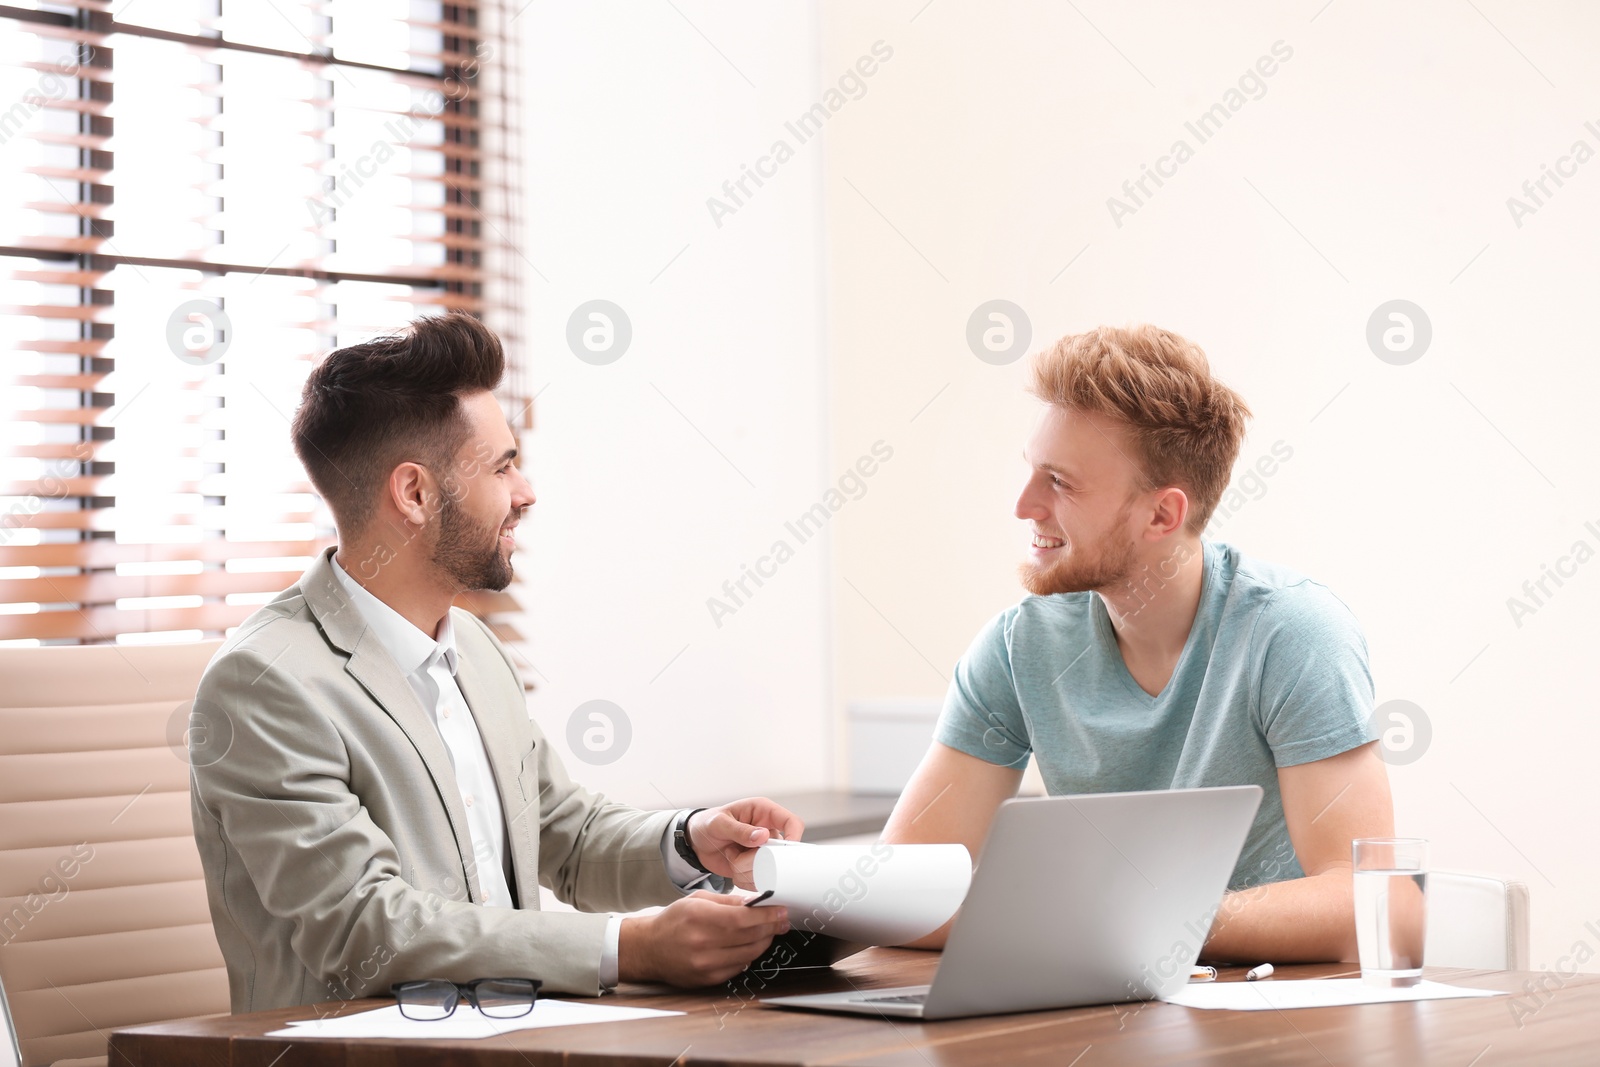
[743,890,775,907]
[1189,966,1217,982]
[1244,963,1274,981]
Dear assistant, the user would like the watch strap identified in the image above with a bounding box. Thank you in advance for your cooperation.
[673,807,712,875]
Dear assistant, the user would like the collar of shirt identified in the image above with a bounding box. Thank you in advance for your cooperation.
[329,555,459,680]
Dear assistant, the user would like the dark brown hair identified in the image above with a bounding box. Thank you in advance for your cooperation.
[1029,325,1251,533]
[292,312,504,536]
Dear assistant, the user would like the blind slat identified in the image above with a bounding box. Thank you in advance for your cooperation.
[2,509,318,532]
[0,571,299,604]
[0,541,327,570]
[0,604,258,643]
[0,479,314,497]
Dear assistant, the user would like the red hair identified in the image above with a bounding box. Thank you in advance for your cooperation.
[1029,325,1251,533]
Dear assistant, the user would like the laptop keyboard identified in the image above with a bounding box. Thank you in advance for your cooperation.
[860,993,928,1005]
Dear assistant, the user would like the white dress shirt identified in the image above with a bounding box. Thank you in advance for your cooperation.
[331,558,514,907]
[330,558,711,987]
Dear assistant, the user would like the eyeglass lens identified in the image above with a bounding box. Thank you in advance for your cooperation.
[472,978,538,1019]
[395,980,460,1021]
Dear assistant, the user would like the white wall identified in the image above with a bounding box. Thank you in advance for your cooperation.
[520,1,1600,971]
[821,0,1600,972]
[517,4,833,808]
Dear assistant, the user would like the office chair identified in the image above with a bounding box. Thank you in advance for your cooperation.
[0,641,228,1067]
[1426,871,1531,971]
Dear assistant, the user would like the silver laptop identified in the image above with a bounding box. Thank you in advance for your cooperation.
[763,785,1262,1020]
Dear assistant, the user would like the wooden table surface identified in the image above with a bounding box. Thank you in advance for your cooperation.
[109,949,1599,1066]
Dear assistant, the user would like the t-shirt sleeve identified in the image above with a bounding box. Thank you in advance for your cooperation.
[1250,583,1377,767]
[933,608,1032,769]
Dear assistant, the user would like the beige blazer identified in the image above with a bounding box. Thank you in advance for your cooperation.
[189,548,681,1012]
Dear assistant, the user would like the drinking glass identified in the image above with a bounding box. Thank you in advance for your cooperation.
[1352,838,1427,987]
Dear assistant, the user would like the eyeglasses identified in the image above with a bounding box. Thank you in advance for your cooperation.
[390,977,542,1021]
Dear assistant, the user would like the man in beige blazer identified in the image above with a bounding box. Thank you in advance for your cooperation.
[190,313,796,1013]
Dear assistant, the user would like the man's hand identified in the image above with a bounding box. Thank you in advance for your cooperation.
[617,892,790,985]
[686,798,805,889]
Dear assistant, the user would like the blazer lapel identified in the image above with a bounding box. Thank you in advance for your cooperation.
[301,549,487,903]
[452,635,540,910]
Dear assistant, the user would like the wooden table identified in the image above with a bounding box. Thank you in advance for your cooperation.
[109,950,1599,1066]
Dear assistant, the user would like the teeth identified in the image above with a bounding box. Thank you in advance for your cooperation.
[1032,536,1064,549]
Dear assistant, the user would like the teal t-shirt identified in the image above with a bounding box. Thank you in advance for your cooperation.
[935,539,1375,890]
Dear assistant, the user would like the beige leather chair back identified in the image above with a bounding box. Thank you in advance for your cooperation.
[0,641,228,1067]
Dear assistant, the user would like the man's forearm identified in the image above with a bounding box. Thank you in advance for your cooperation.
[1202,869,1359,963]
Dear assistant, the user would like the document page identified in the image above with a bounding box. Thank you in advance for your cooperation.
[1164,978,1506,1011]
[749,840,971,945]
[267,1000,682,1039]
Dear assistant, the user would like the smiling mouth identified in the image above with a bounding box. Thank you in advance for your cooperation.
[1032,534,1065,550]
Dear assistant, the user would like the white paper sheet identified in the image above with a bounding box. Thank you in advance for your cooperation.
[749,840,971,945]
[267,999,681,1039]
[1163,979,1506,1011]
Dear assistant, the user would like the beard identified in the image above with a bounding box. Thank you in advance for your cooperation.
[432,495,515,592]
[1017,503,1138,597]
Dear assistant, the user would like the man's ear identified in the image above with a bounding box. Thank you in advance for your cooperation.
[1145,485,1189,539]
[387,461,437,527]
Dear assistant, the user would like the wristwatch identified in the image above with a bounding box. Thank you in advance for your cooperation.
[672,807,712,875]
